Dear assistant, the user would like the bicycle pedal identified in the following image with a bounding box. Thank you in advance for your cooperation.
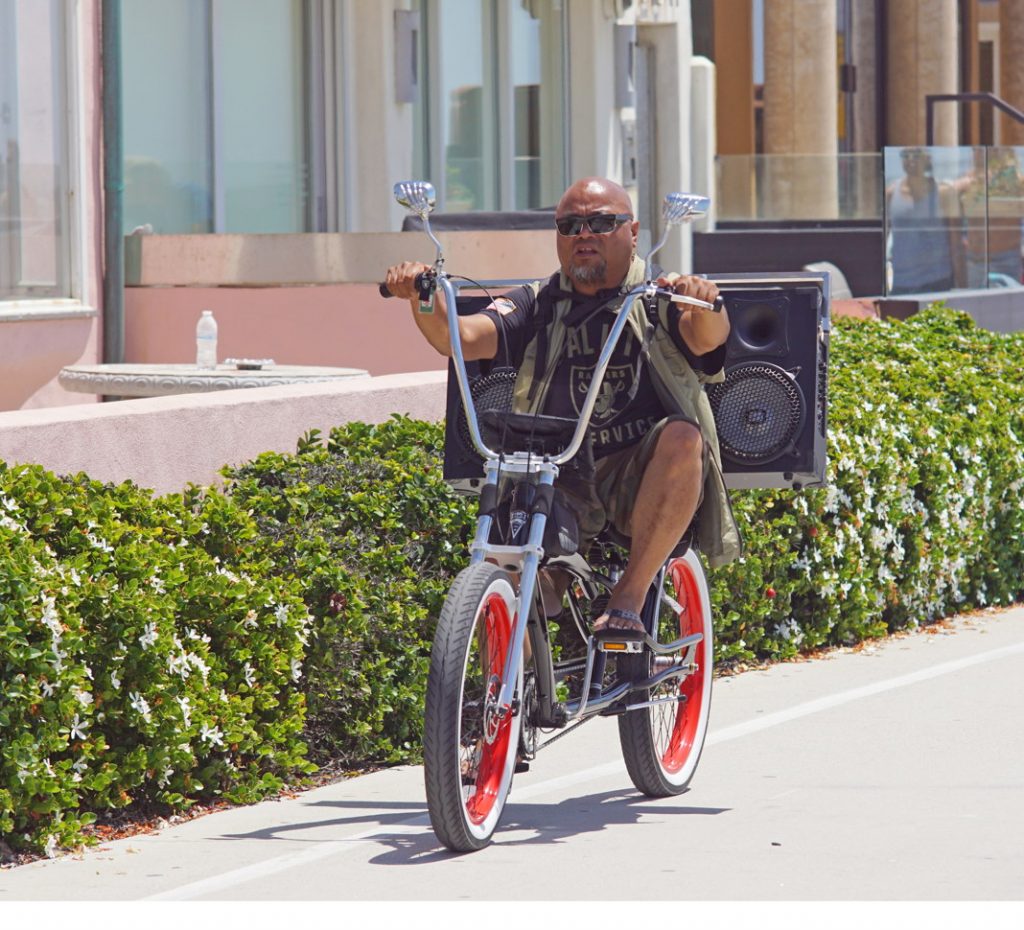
[596,638,644,654]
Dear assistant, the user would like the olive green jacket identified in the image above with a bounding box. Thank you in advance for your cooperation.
[509,255,742,568]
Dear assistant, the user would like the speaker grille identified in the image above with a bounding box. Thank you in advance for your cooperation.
[455,367,517,459]
[707,363,805,464]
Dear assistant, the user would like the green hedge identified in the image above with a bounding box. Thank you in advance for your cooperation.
[2,304,1022,858]
[0,470,313,857]
[221,421,473,768]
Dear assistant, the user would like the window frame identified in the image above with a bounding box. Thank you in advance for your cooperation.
[0,0,92,320]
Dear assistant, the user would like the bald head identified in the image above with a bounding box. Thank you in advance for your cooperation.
[555,177,638,294]
[556,177,634,216]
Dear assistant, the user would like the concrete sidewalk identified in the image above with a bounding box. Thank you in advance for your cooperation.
[2,605,1022,901]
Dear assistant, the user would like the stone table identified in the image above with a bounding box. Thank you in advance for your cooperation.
[59,362,370,398]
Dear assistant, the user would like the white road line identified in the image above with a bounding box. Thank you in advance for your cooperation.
[148,639,1024,900]
[705,640,1024,746]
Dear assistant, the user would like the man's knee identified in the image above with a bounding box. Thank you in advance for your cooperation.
[654,419,703,470]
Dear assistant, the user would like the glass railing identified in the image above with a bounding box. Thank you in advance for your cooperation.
[715,148,1024,295]
[882,145,1024,294]
[715,153,883,223]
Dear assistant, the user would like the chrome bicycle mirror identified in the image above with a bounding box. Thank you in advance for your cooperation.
[645,192,711,274]
[662,192,710,225]
[394,180,444,262]
[394,180,437,218]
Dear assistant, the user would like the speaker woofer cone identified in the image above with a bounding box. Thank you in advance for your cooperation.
[707,362,805,464]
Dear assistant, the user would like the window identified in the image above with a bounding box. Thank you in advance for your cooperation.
[415,0,568,212]
[0,0,71,300]
[122,0,309,234]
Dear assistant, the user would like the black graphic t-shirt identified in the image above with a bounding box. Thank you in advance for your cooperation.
[481,282,725,460]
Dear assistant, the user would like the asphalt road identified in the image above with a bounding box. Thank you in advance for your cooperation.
[2,606,1023,903]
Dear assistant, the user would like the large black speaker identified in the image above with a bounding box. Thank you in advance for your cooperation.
[441,274,831,494]
[705,272,830,490]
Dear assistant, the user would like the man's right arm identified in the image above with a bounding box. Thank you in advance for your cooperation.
[383,261,499,361]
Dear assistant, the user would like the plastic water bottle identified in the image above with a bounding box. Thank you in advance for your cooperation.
[195,310,218,369]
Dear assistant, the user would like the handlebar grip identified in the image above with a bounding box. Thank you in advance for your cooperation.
[378,272,433,301]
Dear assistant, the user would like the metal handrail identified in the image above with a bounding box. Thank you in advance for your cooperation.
[925,93,1024,146]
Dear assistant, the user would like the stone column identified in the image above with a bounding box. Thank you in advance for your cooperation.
[999,0,1024,144]
[762,0,838,219]
[851,0,881,218]
[886,0,958,146]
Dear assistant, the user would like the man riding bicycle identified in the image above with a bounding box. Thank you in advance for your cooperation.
[384,177,742,639]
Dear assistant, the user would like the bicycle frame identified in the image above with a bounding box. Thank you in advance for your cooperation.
[394,181,711,734]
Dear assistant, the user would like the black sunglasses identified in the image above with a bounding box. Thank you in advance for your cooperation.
[555,213,633,237]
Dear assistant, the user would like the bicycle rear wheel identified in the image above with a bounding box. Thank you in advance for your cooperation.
[617,549,713,796]
[423,562,522,851]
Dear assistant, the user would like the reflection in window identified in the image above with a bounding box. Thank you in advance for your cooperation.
[0,0,69,299]
[438,0,491,211]
[122,0,308,234]
[418,0,566,213]
[882,146,1024,295]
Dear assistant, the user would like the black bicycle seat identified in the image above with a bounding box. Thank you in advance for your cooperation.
[480,411,580,457]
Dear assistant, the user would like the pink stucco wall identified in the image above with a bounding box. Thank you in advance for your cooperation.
[1,314,101,410]
[0,371,447,494]
[123,284,449,375]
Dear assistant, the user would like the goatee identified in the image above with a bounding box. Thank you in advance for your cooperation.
[569,260,607,287]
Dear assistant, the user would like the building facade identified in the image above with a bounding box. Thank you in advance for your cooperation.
[2,0,1023,411]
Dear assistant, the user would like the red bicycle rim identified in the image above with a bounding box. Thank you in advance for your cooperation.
[465,594,514,825]
[661,557,707,773]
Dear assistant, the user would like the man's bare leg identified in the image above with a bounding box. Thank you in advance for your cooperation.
[592,421,703,633]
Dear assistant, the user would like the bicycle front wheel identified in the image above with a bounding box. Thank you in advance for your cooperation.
[423,562,523,851]
[617,549,714,796]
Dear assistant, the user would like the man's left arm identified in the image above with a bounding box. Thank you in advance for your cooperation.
[656,274,731,356]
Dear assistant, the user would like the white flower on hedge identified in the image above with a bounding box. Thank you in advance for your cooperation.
[139,622,158,650]
[775,618,803,644]
[243,610,259,630]
[274,604,289,627]
[176,696,192,728]
[72,687,93,708]
[158,767,173,788]
[40,596,62,637]
[41,680,55,698]
[200,723,224,747]
[110,670,121,690]
[43,759,55,777]
[168,652,190,679]
[129,691,152,723]
[151,576,165,594]
[44,835,59,859]
[243,663,256,688]
[69,714,89,741]
[290,658,303,682]
[187,653,211,680]
[185,627,211,644]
